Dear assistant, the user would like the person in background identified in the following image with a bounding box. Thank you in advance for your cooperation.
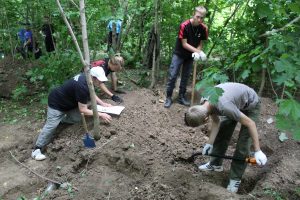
[91,54,125,103]
[164,6,208,108]
[107,19,122,51]
[184,82,268,193]
[41,16,56,53]
[31,67,112,161]
[16,27,27,59]
[16,24,42,59]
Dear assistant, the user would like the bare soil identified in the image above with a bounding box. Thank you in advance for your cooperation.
[0,57,300,200]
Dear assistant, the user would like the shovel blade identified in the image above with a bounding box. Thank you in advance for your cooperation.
[83,133,96,148]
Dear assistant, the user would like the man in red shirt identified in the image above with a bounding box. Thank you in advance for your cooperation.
[164,6,208,108]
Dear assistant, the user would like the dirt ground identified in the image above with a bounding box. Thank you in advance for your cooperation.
[0,57,300,200]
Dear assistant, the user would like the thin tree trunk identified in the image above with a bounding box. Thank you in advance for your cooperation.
[79,0,101,139]
[150,0,158,88]
[207,4,241,58]
[112,22,117,52]
[56,0,101,140]
[116,0,129,52]
[258,68,266,96]
[3,8,14,59]
[258,40,268,96]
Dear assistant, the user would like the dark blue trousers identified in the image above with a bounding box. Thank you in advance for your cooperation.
[166,54,193,97]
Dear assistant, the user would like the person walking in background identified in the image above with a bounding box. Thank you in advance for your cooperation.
[184,82,268,193]
[41,16,56,53]
[107,19,122,51]
[16,23,41,59]
[164,6,208,108]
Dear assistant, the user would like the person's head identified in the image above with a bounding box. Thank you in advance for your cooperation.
[90,67,108,87]
[108,54,124,72]
[192,6,207,26]
[184,105,209,127]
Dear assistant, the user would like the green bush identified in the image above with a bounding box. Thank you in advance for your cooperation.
[26,50,82,89]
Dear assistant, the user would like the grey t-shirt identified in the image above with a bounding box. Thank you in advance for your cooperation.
[210,83,259,121]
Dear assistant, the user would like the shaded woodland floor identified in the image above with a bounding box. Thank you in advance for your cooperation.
[0,57,300,200]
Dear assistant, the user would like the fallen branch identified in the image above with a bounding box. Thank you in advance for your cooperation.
[9,151,62,185]
[260,15,300,37]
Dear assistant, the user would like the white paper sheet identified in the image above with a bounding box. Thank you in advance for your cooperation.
[97,105,125,115]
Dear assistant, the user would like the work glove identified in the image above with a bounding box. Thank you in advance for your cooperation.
[111,95,123,103]
[192,51,207,61]
[254,150,267,165]
[202,143,213,155]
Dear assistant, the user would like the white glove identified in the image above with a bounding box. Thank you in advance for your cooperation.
[199,51,207,61]
[192,51,207,61]
[202,143,213,155]
[254,150,267,165]
[192,52,201,61]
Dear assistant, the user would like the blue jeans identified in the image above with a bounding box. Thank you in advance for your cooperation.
[35,106,81,148]
[165,54,193,97]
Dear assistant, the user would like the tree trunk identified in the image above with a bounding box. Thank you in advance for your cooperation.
[112,22,117,52]
[258,40,268,96]
[3,7,14,58]
[79,0,101,140]
[116,0,129,52]
[57,0,101,140]
[207,4,241,58]
[150,0,159,88]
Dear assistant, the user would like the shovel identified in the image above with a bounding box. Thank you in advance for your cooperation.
[186,151,256,164]
[81,113,96,148]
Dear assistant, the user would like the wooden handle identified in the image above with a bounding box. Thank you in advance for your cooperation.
[81,113,89,133]
[191,62,197,105]
[245,157,257,165]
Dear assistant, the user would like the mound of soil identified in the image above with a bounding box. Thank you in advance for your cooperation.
[1,88,300,200]
[0,57,299,200]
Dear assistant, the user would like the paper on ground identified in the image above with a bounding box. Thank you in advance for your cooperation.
[97,105,125,115]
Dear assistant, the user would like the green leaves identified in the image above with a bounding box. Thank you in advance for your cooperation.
[276,98,300,140]
[195,79,224,105]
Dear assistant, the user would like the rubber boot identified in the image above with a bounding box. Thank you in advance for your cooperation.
[178,93,190,106]
[164,97,172,108]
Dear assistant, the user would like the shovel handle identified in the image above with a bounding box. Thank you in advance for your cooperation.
[81,113,89,133]
[245,157,256,164]
[191,62,197,106]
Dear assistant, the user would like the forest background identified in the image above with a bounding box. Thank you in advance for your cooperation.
[1,0,300,140]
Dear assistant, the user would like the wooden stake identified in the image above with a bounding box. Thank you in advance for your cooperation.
[191,61,197,105]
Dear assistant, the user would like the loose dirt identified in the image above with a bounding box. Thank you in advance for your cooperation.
[0,57,299,200]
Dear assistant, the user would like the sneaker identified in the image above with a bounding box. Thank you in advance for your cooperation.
[198,162,223,172]
[227,179,241,193]
[31,149,46,161]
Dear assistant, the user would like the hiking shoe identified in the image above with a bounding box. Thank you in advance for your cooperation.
[31,149,46,161]
[227,179,241,193]
[198,162,223,172]
[178,94,190,106]
[164,97,172,108]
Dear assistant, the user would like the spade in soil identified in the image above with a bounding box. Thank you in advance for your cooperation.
[81,113,96,148]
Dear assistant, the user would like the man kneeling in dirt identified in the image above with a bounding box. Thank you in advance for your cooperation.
[31,67,112,161]
[185,82,267,193]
